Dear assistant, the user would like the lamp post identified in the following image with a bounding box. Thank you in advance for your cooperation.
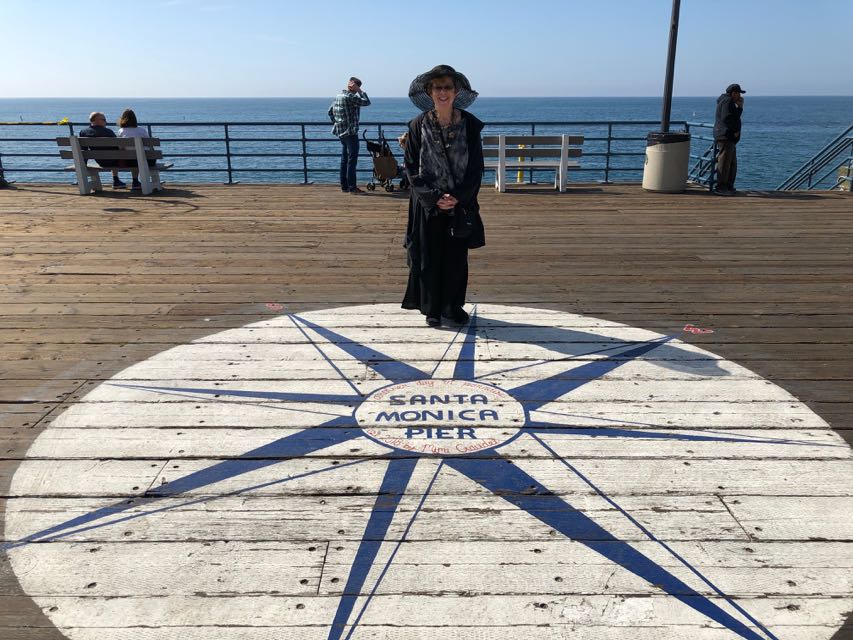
[642,0,691,193]
[660,0,681,133]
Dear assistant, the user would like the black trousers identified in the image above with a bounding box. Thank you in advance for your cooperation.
[405,213,469,317]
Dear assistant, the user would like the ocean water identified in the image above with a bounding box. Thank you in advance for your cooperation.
[1,97,851,189]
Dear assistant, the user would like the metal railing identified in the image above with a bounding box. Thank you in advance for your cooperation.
[0,119,689,185]
[685,121,717,191]
[777,124,853,190]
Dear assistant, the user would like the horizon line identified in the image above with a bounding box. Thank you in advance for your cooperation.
[3,94,852,100]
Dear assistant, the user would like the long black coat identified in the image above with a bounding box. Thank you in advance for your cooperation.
[401,110,485,315]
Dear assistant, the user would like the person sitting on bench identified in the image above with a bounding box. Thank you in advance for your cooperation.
[78,111,125,189]
[117,108,156,191]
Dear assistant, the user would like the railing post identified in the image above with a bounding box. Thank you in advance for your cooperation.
[529,123,535,184]
[604,123,613,183]
[67,121,76,185]
[301,124,309,184]
[0,148,8,188]
[709,141,718,192]
[224,124,234,185]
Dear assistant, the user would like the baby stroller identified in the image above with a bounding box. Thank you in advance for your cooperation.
[362,130,407,192]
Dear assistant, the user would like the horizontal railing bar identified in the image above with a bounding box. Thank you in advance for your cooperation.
[152,168,227,173]
[153,138,227,143]
[163,153,323,158]
[227,152,315,157]
[584,152,643,157]
[0,119,688,127]
[0,138,73,142]
[1,168,70,172]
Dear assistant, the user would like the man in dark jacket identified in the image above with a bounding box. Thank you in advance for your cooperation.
[713,83,745,194]
[78,112,125,188]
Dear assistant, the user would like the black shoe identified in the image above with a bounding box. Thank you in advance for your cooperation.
[443,308,470,325]
[131,180,142,191]
[426,316,441,327]
[349,187,365,194]
[113,178,127,189]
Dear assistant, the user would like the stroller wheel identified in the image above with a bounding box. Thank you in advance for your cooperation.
[366,183,376,191]
[385,184,394,192]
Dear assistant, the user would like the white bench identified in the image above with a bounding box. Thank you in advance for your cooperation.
[56,136,172,195]
[483,134,583,192]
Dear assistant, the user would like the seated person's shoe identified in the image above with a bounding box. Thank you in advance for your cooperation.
[113,178,127,188]
[426,316,441,327]
[443,308,470,324]
[131,180,142,191]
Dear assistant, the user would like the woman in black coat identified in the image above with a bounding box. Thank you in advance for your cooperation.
[401,65,485,327]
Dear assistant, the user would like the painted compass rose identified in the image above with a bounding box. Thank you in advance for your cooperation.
[4,304,851,639]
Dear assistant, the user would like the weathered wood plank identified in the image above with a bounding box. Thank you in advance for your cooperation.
[5,593,847,628]
[15,427,846,459]
[5,457,853,497]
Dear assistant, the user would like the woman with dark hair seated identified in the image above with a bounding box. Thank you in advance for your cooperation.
[118,108,156,190]
[401,65,485,327]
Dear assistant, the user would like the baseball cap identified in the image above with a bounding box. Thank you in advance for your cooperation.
[726,83,746,94]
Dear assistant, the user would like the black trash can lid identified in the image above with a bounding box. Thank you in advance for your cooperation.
[647,131,690,146]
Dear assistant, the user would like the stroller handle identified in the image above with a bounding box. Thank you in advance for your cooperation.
[363,128,386,143]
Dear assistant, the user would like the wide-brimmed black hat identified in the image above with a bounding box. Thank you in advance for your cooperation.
[408,64,478,111]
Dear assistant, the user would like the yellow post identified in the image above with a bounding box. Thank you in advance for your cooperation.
[516,144,525,183]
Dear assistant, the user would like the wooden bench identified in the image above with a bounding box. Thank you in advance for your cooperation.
[483,134,583,192]
[56,136,172,195]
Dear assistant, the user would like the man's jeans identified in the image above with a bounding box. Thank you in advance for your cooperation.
[339,134,359,191]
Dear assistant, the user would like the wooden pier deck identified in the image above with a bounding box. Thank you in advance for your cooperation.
[0,183,851,640]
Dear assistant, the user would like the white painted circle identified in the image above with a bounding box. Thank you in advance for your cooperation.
[356,380,525,455]
[4,303,851,639]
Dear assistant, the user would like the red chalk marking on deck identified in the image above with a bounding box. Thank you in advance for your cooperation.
[683,324,714,335]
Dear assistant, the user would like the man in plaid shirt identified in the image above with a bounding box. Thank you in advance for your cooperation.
[328,77,371,193]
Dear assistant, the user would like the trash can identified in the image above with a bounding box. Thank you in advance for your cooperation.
[642,131,691,193]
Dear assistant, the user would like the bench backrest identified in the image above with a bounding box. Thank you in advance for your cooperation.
[482,134,584,159]
[56,136,163,161]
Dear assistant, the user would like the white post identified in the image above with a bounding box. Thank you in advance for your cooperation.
[497,135,506,192]
[135,137,153,195]
[69,137,91,195]
[558,134,569,192]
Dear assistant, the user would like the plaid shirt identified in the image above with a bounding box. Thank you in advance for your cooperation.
[328,90,371,137]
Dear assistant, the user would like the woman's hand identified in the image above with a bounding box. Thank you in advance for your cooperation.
[437,193,458,210]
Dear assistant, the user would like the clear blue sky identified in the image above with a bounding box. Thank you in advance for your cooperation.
[2,0,851,97]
